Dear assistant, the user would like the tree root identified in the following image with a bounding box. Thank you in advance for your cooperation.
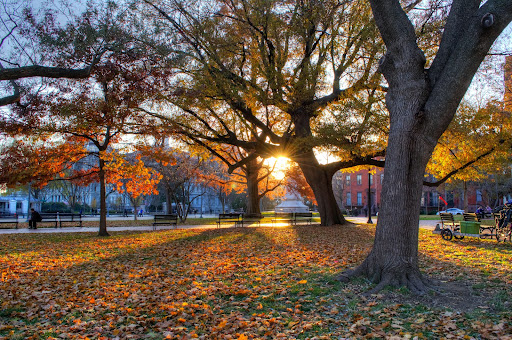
[337,261,437,296]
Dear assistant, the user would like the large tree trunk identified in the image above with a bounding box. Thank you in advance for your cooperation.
[340,126,437,293]
[245,159,262,217]
[339,17,436,291]
[292,111,346,226]
[298,156,346,226]
[98,159,109,236]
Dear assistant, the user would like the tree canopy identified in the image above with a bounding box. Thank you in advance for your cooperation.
[137,0,391,225]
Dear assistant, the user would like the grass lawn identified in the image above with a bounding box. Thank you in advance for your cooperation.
[419,215,444,220]
[1,224,511,339]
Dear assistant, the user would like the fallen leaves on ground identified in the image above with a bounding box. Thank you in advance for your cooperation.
[0,225,511,339]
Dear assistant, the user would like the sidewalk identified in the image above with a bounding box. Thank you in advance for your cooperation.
[346,217,438,230]
[0,216,439,235]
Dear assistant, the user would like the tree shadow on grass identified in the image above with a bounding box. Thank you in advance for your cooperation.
[1,226,325,338]
[1,225,511,339]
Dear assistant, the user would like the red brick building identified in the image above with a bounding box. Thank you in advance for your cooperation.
[333,167,385,215]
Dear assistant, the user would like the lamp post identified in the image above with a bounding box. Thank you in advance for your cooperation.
[367,171,373,224]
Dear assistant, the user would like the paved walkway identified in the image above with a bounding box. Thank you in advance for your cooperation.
[0,216,439,235]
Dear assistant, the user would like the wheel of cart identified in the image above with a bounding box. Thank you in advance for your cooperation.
[439,213,464,240]
[441,228,453,241]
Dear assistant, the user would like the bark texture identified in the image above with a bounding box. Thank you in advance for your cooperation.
[340,128,437,294]
[0,65,94,81]
[245,160,262,217]
[298,156,346,226]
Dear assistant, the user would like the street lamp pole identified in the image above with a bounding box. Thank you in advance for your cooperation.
[367,171,373,224]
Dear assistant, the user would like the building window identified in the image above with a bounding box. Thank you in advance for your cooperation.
[432,194,439,205]
[356,174,362,185]
[380,174,384,184]
[346,192,351,206]
[346,175,351,186]
[476,190,482,202]
[370,174,373,185]
[357,192,362,205]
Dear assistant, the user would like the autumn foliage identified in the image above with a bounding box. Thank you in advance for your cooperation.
[0,225,511,338]
[110,153,162,199]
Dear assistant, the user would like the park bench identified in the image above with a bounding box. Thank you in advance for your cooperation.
[271,212,295,226]
[38,213,82,228]
[272,212,313,226]
[57,213,82,228]
[463,212,481,222]
[238,214,262,227]
[152,214,178,230]
[216,213,241,228]
[293,212,313,225]
[440,213,459,229]
[38,213,59,228]
[0,214,18,229]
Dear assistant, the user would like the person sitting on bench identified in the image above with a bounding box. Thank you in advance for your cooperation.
[29,208,42,229]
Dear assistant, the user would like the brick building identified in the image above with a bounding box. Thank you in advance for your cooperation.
[333,167,385,215]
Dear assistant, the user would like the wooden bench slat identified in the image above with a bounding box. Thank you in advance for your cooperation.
[463,213,480,222]
[293,212,313,226]
[39,214,59,228]
[58,213,82,228]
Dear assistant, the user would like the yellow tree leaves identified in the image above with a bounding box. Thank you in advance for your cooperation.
[427,102,512,184]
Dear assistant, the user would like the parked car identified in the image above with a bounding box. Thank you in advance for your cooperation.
[436,208,465,215]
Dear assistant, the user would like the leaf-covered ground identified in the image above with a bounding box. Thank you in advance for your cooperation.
[0,224,511,339]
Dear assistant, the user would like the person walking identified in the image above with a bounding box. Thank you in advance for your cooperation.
[29,208,42,229]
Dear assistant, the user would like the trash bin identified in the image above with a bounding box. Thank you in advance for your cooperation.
[460,221,480,234]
